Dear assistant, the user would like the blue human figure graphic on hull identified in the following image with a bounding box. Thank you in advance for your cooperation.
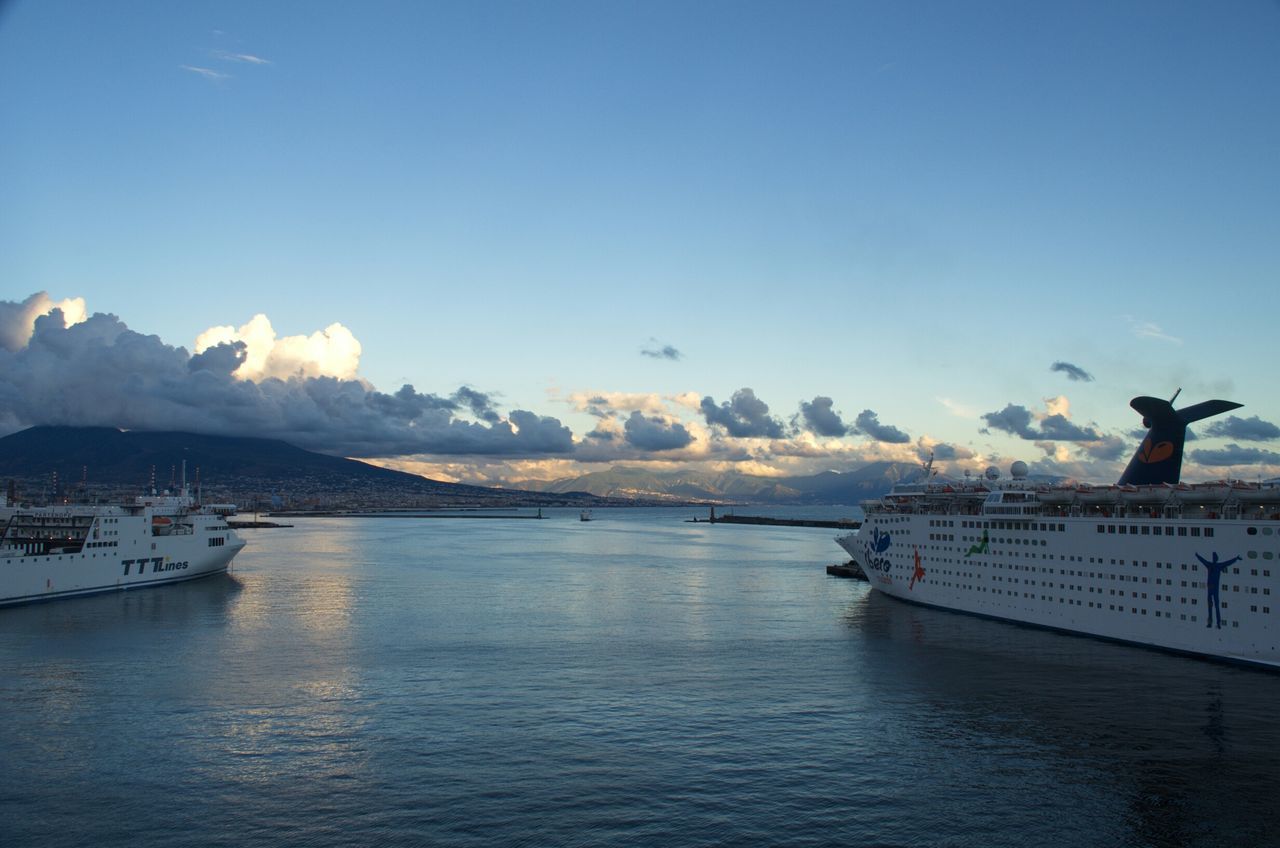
[1196,552,1241,629]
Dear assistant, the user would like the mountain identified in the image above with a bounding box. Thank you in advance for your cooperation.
[523,461,924,505]
[0,426,598,507]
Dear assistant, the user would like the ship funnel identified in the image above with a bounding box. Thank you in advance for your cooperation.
[1118,395,1242,485]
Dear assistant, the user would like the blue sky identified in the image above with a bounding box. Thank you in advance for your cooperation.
[2,1,1278,485]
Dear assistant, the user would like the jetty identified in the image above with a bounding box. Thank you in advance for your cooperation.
[687,506,860,530]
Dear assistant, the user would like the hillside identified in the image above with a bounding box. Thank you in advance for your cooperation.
[0,426,597,507]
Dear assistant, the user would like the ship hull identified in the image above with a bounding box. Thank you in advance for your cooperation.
[840,511,1280,670]
[0,504,246,608]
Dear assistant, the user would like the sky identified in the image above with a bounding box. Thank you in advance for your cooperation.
[2,0,1279,487]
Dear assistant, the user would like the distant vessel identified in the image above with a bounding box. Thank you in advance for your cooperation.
[0,481,246,607]
[837,392,1280,669]
[580,509,593,522]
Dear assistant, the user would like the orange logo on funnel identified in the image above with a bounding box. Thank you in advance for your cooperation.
[1138,436,1174,464]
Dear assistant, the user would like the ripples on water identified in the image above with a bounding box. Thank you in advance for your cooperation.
[1,507,1277,847]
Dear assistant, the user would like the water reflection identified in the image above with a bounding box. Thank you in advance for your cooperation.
[846,590,1280,847]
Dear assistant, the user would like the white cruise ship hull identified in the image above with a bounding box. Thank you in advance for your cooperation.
[840,513,1280,669]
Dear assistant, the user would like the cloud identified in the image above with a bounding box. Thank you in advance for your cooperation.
[1083,435,1128,461]
[700,388,785,438]
[854,409,910,443]
[1202,415,1280,442]
[798,396,848,437]
[452,386,501,423]
[0,292,87,351]
[1126,318,1182,345]
[916,439,975,462]
[212,50,270,64]
[181,65,230,80]
[567,391,669,418]
[195,314,361,381]
[1037,414,1101,441]
[1050,361,1094,382]
[937,397,978,419]
[0,295,573,459]
[982,400,1100,441]
[623,412,694,451]
[1189,444,1280,467]
[640,341,682,360]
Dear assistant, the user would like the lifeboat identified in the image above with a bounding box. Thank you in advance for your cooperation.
[1120,484,1173,505]
[1230,482,1280,504]
[1036,487,1075,505]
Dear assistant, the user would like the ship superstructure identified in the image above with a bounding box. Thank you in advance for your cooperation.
[0,483,246,607]
[837,394,1280,668]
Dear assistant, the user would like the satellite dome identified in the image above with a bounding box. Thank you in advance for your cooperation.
[984,466,1000,481]
[1010,460,1029,479]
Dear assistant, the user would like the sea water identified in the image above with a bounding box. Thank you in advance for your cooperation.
[1,507,1277,847]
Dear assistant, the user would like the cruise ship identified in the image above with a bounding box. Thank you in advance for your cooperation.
[0,480,247,607]
[837,393,1280,668]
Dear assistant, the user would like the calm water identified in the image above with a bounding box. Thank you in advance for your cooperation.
[2,507,1278,847]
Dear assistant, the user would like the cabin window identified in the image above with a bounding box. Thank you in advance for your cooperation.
[1191,528,1201,537]
[1205,528,1214,537]
[1178,527,1187,536]
[1248,527,1258,535]
[1097,525,1105,534]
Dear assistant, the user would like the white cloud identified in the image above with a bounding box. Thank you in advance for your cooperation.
[180,65,230,80]
[0,292,86,352]
[937,396,978,418]
[195,314,362,381]
[212,50,271,65]
[1126,317,1182,344]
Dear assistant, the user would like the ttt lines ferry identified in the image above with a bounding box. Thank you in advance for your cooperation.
[837,393,1280,669]
[0,481,246,607]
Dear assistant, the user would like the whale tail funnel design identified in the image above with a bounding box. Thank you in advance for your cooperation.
[1117,392,1242,485]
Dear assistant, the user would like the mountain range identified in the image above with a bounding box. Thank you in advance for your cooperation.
[0,426,597,507]
[520,462,924,504]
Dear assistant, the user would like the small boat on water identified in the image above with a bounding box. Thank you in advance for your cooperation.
[580,509,593,522]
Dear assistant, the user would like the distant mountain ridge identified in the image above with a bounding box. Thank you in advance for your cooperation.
[522,461,923,504]
[0,426,597,506]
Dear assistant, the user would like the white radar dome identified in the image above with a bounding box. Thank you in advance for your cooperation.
[984,466,1000,481]
[1010,460,1029,479]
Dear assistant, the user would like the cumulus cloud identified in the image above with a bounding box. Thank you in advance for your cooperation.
[854,409,910,443]
[1050,361,1094,382]
[700,388,786,438]
[982,400,1100,441]
[623,411,694,451]
[1083,435,1128,461]
[798,396,849,437]
[1189,444,1280,467]
[916,439,975,462]
[1202,415,1280,442]
[0,296,573,459]
[0,292,87,351]
[452,386,501,423]
[195,313,361,381]
[1038,414,1101,441]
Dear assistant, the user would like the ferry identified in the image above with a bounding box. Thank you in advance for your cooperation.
[0,479,247,607]
[837,392,1280,668]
